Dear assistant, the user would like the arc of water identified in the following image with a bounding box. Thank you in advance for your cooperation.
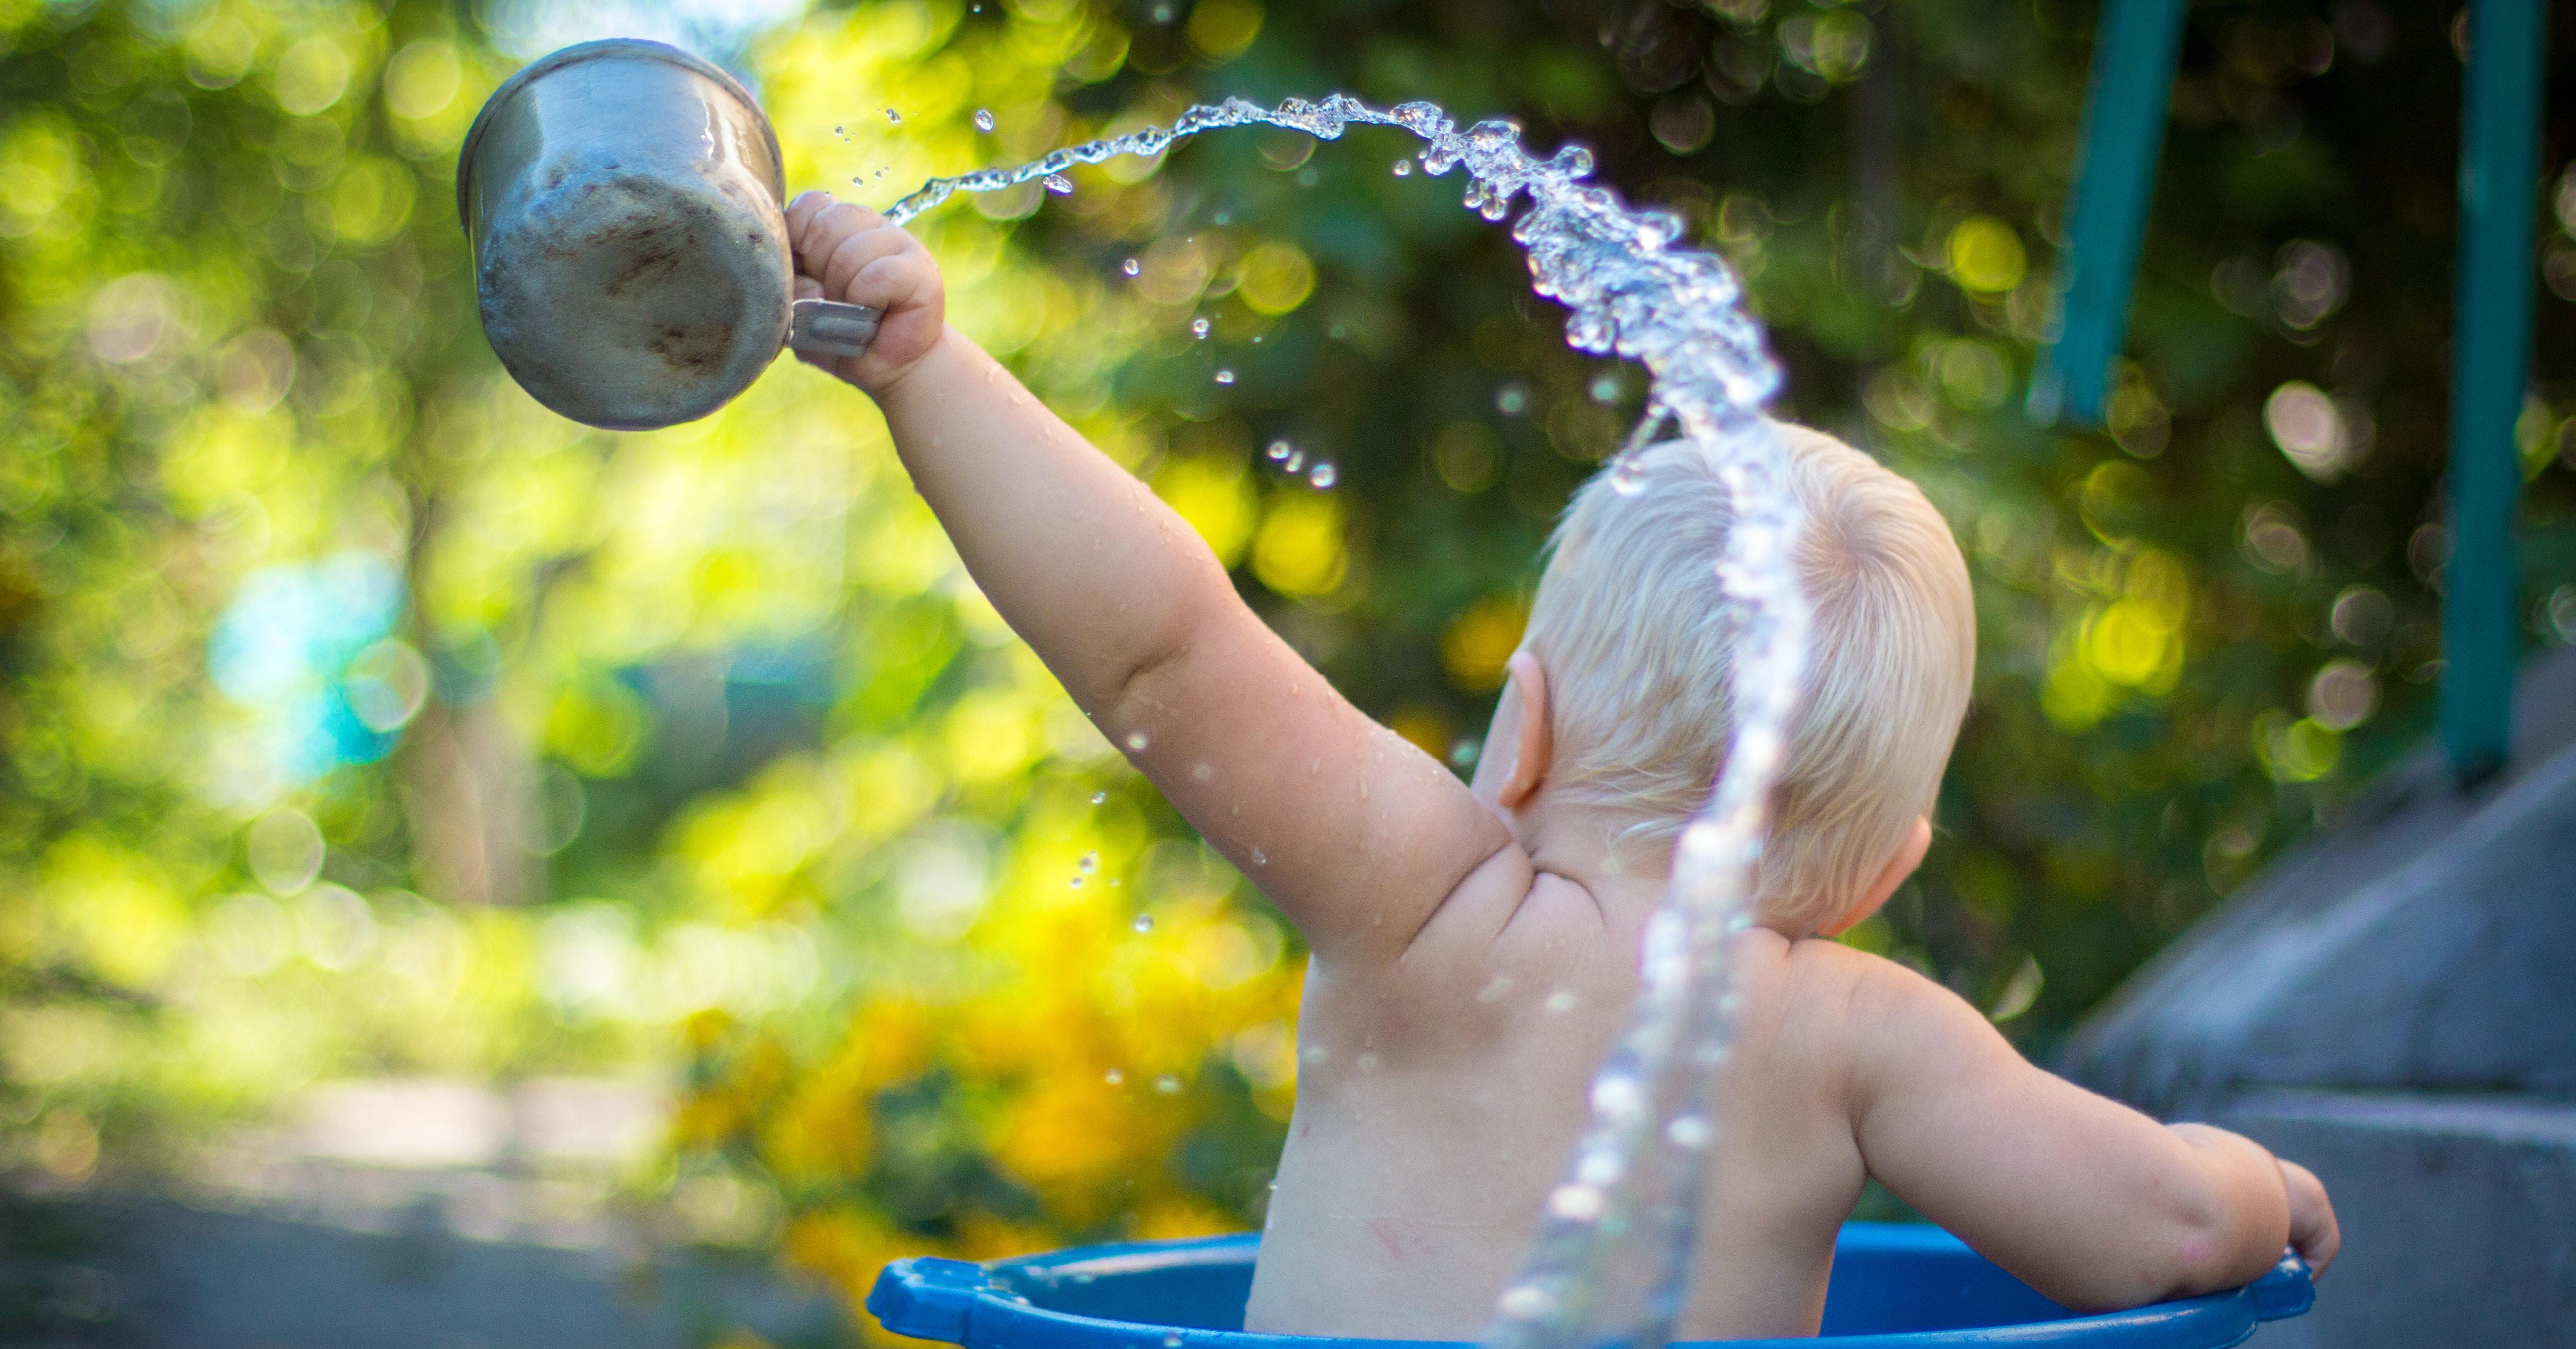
[889,96,1808,1349]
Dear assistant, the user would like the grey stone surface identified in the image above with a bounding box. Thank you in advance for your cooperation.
[2197,1091,2576,1349]
[6,1189,844,1349]
[2064,646,2576,1348]
[2065,645,2576,1115]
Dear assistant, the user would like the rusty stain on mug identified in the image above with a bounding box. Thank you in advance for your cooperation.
[458,39,877,430]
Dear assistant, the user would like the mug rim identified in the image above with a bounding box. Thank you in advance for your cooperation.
[453,37,787,237]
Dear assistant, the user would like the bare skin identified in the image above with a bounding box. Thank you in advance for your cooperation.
[784,193,2339,1339]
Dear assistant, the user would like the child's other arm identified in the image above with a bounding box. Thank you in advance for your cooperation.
[787,194,1512,968]
[1848,960,2336,1311]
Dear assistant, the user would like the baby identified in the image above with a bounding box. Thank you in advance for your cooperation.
[783,193,2338,1340]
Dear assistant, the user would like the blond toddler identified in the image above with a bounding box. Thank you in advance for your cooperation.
[783,193,2337,1340]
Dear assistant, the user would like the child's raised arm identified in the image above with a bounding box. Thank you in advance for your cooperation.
[787,194,1514,969]
[1847,960,2336,1311]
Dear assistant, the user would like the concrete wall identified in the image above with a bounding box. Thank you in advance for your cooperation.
[2207,1092,2576,1349]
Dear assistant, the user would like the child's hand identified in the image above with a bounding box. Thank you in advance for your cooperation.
[785,191,946,394]
[2280,1159,2338,1276]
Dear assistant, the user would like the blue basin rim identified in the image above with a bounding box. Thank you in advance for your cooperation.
[866,1224,2314,1349]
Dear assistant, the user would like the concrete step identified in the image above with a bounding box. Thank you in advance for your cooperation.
[2200,1090,2576,1349]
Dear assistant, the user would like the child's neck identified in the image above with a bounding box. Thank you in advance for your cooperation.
[1510,795,1672,913]
[1513,796,1824,942]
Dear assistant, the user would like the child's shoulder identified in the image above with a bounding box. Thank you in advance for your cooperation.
[1757,936,2027,1125]
[1761,935,1990,1070]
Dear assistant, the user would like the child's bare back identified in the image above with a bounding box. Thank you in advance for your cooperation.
[781,192,2336,1340]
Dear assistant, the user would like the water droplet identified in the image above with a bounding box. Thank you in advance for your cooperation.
[1191,317,1211,339]
[1122,257,1141,276]
[1590,1075,1645,1121]
[1105,1068,1124,1084]
[1266,439,1293,461]
[886,108,902,123]
[1548,1183,1605,1221]
[1355,1052,1380,1072]
[1545,990,1578,1012]
[1589,372,1623,403]
[1155,1074,1181,1094]
[1250,847,1267,865]
[1163,1336,1183,1349]
[1133,913,1154,933]
[1212,211,1232,226]
[1213,369,1235,384]
[1125,731,1150,751]
[1308,462,1337,488]
[1044,173,1074,194]
[1495,383,1530,415]
[1283,450,1304,473]
[975,108,996,132]
[833,124,845,137]
[1070,876,1084,887]
[1666,1114,1713,1149]
[1091,791,1108,804]
[1328,325,1347,340]
[1392,159,1413,177]
[1078,851,1099,872]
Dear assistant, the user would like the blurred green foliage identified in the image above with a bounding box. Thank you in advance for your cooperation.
[2,0,2574,1335]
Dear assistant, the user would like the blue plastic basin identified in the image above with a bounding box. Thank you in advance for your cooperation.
[868,1224,2314,1348]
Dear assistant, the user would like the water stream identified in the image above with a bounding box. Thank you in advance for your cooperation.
[887,97,1810,1349]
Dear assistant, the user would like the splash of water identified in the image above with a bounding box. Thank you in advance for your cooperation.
[889,95,1808,1349]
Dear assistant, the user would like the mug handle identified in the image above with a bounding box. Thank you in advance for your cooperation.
[788,298,883,359]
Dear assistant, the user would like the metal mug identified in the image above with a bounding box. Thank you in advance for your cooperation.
[457,39,879,431]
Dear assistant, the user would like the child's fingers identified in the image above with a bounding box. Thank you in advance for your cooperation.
[843,252,933,313]
[786,191,879,249]
[785,193,844,270]
[790,195,891,279]
[822,226,918,305]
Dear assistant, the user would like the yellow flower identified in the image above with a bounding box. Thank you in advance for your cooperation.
[1253,495,1347,597]
[1135,1193,1245,1241]
[1440,596,1527,693]
[1156,456,1258,567]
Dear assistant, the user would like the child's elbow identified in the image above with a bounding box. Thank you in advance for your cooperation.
[2051,1194,2283,1313]
[2140,1191,2287,1304]
[2163,1217,2281,1299]
[2133,1123,2293,1303]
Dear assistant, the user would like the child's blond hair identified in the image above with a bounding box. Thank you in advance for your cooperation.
[1520,423,1975,932]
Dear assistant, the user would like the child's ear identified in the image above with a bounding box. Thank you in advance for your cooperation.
[1498,652,1552,811]
[1818,815,1931,937]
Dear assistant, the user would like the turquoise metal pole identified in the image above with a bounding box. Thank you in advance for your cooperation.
[2027,0,2189,426]
[2440,0,2547,785]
